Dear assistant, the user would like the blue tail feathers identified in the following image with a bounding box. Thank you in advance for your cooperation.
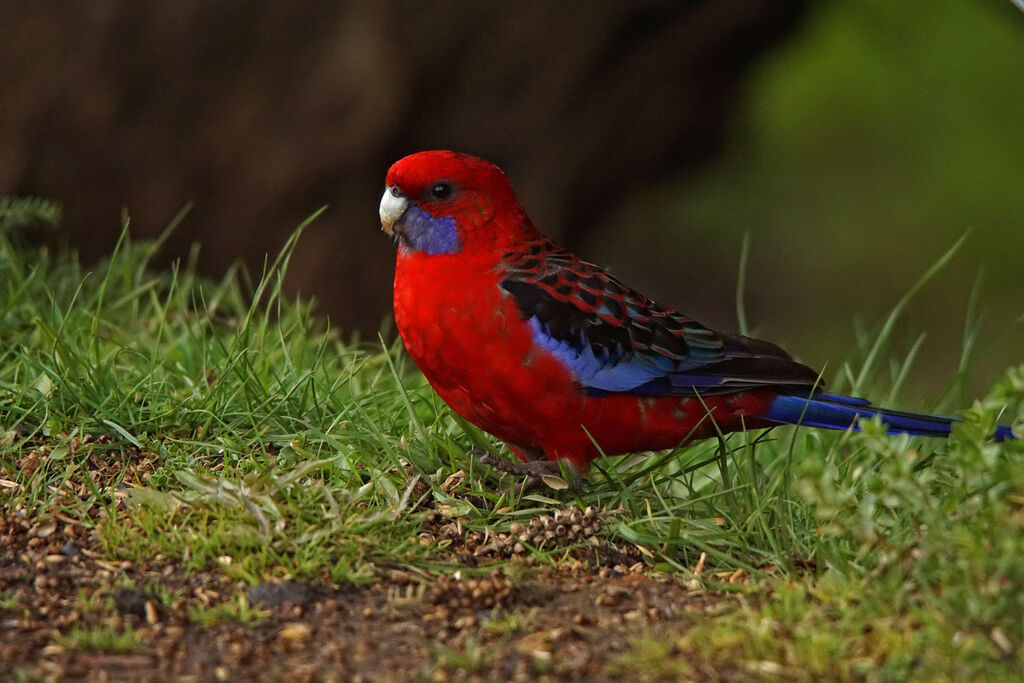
[762,392,1016,441]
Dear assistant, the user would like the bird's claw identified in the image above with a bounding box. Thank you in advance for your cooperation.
[469,449,578,495]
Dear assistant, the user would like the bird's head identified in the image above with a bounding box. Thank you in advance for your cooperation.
[380,151,536,255]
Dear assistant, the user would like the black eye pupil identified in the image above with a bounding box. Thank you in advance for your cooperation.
[431,183,451,199]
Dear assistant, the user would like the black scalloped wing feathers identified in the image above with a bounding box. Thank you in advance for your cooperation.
[498,239,821,397]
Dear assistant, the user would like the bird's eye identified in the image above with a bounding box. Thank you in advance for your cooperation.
[430,182,452,200]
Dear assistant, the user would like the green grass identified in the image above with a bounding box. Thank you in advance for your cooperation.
[56,624,140,654]
[0,591,23,611]
[2,203,1023,678]
[186,595,268,627]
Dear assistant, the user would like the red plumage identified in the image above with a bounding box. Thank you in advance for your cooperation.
[382,151,784,474]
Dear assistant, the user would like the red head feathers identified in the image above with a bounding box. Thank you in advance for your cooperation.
[380,151,536,256]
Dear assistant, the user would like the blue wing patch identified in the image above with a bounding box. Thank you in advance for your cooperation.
[500,246,821,397]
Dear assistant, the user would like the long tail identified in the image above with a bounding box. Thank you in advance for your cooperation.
[761,392,1016,441]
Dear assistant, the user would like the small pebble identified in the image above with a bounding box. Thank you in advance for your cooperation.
[279,622,313,641]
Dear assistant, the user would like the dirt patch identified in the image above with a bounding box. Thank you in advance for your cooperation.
[0,500,756,681]
[0,449,752,681]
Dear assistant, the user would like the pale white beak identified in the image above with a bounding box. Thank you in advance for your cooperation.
[379,186,409,235]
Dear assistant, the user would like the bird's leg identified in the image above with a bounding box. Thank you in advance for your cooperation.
[473,450,561,478]
[468,447,581,494]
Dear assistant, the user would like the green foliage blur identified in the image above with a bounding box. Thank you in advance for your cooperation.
[596,1,1024,399]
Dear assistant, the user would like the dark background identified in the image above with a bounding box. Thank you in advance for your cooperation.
[3,1,1022,397]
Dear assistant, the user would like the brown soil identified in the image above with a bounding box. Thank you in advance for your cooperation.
[1,452,750,681]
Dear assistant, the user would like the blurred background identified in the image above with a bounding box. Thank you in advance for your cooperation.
[2,1,1022,398]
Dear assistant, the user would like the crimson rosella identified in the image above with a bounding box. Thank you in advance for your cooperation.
[380,150,1016,477]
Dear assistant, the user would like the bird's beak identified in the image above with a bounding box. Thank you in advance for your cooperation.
[379,186,409,236]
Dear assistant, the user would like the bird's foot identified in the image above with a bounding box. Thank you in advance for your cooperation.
[469,449,578,495]
[473,450,561,478]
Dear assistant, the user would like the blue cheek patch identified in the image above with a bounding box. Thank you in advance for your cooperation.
[402,205,460,255]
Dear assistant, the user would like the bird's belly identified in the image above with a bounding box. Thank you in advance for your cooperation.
[393,255,584,450]
[570,391,777,458]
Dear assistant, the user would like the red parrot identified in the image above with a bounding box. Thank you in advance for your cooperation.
[380,150,1015,477]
